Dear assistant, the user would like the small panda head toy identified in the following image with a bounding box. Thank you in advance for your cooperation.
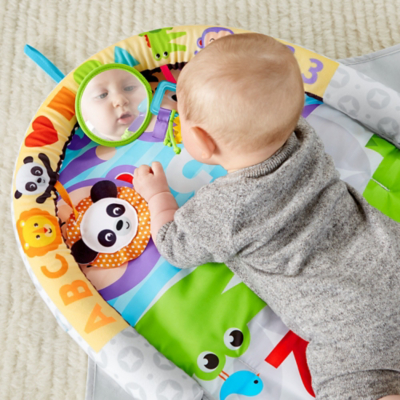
[66,180,151,268]
[14,154,57,204]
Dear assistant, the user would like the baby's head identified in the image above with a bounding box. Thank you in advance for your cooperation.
[176,33,304,170]
[81,68,147,141]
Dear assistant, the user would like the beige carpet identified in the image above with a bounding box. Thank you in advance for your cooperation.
[1,0,400,398]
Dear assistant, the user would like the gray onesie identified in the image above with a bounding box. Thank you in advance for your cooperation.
[156,116,400,399]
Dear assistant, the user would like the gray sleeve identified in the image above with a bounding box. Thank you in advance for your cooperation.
[155,184,237,268]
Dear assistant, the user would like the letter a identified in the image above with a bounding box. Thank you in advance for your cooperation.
[85,304,116,334]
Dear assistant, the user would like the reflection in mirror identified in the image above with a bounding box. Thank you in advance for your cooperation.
[80,68,148,142]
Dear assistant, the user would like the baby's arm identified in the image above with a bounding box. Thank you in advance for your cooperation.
[133,162,237,268]
[133,162,178,240]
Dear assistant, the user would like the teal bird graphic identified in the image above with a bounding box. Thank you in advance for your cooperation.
[220,370,264,400]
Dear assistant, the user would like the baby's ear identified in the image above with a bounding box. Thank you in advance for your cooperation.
[192,126,216,159]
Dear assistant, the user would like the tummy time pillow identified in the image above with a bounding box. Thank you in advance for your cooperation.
[13,25,400,400]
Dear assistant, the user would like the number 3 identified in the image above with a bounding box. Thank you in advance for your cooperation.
[302,58,323,85]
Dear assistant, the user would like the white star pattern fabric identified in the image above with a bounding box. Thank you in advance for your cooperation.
[87,328,203,400]
[324,65,400,147]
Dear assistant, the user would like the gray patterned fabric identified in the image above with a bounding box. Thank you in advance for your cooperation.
[85,328,203,400]
[86,358,209,400]
[339,44,400,93]
[324,63,400,148]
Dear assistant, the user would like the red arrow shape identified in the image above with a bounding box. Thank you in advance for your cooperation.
[265,330,315,397]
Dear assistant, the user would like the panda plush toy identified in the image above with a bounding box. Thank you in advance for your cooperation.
[66,180,151,268]
[14,153,57,204]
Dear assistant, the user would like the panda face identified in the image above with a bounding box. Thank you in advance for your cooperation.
[16,162,50,195]
[80,197,138,253]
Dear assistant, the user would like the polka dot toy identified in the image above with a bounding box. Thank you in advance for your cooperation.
[66,184,151,268]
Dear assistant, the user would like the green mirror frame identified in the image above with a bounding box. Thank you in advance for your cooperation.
[75,63,153,147]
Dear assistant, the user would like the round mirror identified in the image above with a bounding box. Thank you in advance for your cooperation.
[76,64,152,146]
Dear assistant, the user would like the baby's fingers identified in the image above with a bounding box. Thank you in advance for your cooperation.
[151,161,164,176]
[135,165,153,177]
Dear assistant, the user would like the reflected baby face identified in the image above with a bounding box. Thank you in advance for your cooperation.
[81,69,147,140]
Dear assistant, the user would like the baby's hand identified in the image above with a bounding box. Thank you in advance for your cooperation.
[133,162,170,203]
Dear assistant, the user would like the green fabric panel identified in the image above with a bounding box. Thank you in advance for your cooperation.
[135,262,266,381]
[364,134,400,222]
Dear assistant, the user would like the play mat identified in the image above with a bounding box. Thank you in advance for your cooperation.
[11,25,400,400]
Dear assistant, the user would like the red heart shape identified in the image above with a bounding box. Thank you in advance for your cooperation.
[25,116,58,147]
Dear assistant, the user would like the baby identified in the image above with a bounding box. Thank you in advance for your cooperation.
[80,68,147,141]
[133,33,400,400]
